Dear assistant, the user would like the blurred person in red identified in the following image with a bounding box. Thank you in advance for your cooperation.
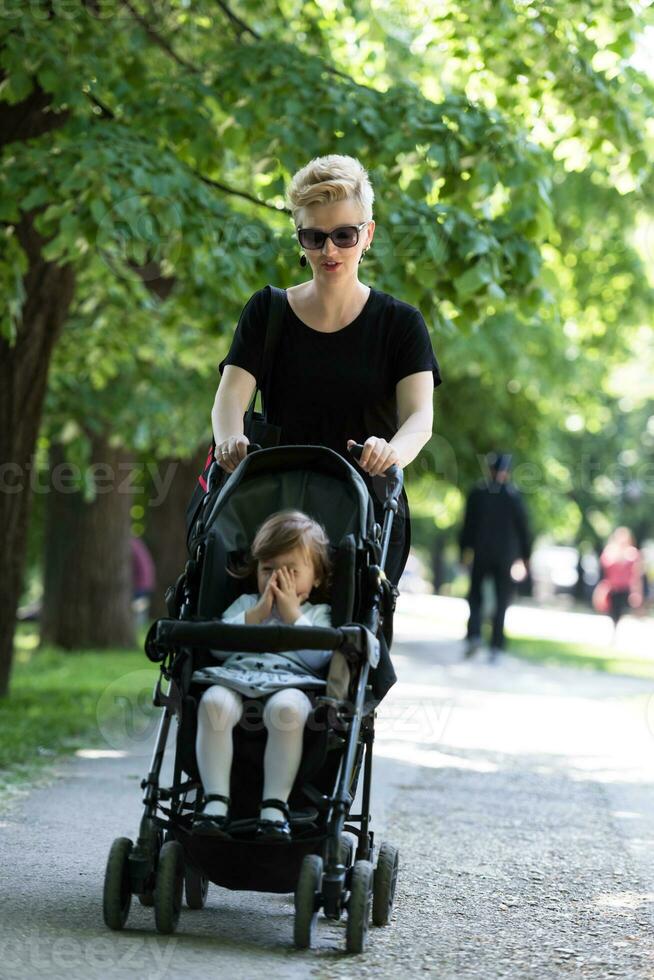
[131,535,155,621]
[599,526,644,634]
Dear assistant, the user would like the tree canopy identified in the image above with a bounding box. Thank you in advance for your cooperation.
[3,0,654,631]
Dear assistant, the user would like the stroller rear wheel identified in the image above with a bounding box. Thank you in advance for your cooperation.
[185,863,209,909]
[346,859,373,954]
[103,837,133,930]
[372,842,399,926]
[154,840,184,934]
[294,854,323,949]
[339,834,355,869]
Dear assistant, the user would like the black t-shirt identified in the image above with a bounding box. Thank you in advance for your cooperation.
[218,285,443,458]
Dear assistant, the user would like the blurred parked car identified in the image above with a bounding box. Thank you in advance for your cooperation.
[530,545,577,601]
[529,544,599,603]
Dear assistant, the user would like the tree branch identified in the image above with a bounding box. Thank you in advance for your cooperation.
[121,0,200,73]
[213,0,378,95]
[85,91,115,119]
[120,0,378,100]
[196,172,289,213]
[214,0,260,40]
[80,86,288,215]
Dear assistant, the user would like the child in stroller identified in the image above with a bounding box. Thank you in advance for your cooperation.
[103,444,401,954]
[192,508,351,841]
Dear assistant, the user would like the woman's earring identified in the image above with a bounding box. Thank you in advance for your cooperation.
[358,248,369,265]
[299,253,307,267]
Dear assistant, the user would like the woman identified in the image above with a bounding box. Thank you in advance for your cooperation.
[599,526,643,634]
[213,154,441,586]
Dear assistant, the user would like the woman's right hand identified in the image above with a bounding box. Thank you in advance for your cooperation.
[214,435,250,473]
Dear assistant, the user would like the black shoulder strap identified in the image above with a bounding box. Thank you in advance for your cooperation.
[261,284,286,384]
[244,284,286,423]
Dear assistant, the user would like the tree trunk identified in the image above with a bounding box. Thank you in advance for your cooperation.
[145,446,207,620]
[40,435,136,649]
[0,217,75,697]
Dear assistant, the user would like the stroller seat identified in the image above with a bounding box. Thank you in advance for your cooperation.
[176,507,362,846]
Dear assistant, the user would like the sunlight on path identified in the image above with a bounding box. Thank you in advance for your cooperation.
[394,593,654,656]
[376,595,654,791]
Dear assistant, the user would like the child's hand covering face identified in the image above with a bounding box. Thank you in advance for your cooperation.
[269,566,304,623]
[256,545,320,624]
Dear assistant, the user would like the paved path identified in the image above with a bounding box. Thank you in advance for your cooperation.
[2,599,654,977]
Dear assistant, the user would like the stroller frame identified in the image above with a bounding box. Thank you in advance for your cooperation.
[103,443,402,953]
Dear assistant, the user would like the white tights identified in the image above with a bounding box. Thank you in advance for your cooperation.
[195,686,312,821]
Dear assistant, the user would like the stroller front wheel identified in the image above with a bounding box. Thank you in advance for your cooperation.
[372,842,399,926]
[103,837,133,931]
[346,859,373,954]
[154,840,184,934]
[185,863,209,909]
[294,854,323,949]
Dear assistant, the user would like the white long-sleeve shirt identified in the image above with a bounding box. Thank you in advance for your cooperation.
[222,593,332,629]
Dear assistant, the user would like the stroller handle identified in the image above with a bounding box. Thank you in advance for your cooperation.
[206,443,262,494]
[347,442,403,502]
[347,442,400,480]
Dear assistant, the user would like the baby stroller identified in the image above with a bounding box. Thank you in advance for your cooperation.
[102,443,402,954]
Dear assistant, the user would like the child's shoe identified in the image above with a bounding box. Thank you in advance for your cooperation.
[193,793,231,837]
[255,798,291,842]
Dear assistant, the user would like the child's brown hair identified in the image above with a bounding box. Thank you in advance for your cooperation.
[229,509,332,601]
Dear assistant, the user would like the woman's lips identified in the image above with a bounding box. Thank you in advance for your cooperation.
[322,261,341,269]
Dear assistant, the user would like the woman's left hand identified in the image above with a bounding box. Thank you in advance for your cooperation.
[270,567,303,624]
[347,437,400,477]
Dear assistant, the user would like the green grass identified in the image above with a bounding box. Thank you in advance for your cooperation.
[0,624,159,807]
[506,633,654,679]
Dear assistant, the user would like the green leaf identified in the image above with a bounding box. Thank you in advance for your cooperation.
[2,71,33,105]
[453,261,493,299]
[21,186,52,210]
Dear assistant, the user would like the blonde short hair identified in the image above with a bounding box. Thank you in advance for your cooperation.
[285,154,374,227]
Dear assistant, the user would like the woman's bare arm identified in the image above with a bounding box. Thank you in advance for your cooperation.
[389,371,434,468]
[348,371,435,477]
[211,365,257,471]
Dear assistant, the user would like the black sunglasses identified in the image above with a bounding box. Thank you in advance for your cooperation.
[296,222,369,250]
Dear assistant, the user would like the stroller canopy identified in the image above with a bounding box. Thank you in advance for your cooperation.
[202,445,376,552]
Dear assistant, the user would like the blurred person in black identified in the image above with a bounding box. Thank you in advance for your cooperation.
[459,452,532,662]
